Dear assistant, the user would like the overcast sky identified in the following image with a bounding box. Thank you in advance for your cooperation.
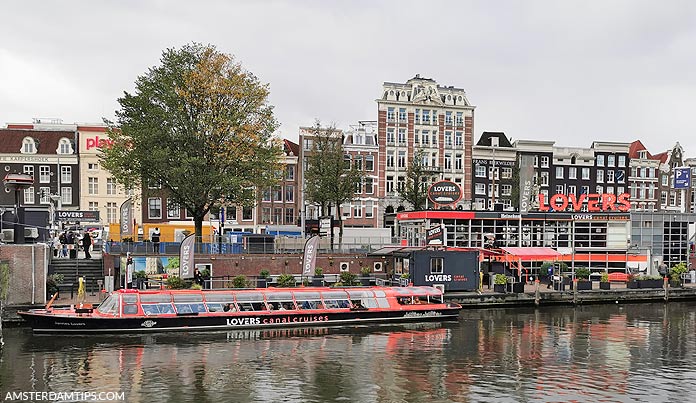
[2,0,695,156]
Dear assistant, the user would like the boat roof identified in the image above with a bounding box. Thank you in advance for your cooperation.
[117,286,443,297]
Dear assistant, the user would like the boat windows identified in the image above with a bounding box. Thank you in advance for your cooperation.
[175,303,207,314]
[265,293,295,310]
[142,303,175,315]
[321,291,351,309]
[373,291,391,308]
[293,292,324,310]
[347,290,378,309]
[207,303,235,313]
[122,294,139,315]
[97,294,119,315]
[237,302,267,312]
[204,293,236,303]
[140,293,172,303]
[172,294,204,302]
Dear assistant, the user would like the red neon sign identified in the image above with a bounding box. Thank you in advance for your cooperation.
[538,193,631,212]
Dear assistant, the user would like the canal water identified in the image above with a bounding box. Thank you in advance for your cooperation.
[2,302,696,403]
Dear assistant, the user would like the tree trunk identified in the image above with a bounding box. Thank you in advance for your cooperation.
[336,203,344,250]
[194,215,204,241]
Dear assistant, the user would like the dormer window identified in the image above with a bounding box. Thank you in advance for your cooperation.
[57,138,73,154]
[639,150,647,159]
[21,137,37,154]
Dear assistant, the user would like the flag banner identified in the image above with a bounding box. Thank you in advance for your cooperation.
[120,198,133,237]
[519,155,536,214]
[302,235,320,276]
[426,225,445,245]
[180,233,195,279]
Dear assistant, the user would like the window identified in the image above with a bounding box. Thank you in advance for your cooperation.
[607,170,615,183]
[343,154,351,170]
[23,187,35,204]
[445,111,453,125]
[606,186,614,195]
[475,183,486,195]
[386,176,394,194]
[61,166,71,184]
[167,201,180,219]
[661,175,668,186]
[39,166,50,183]
[489,166,499,180]
[88,163,99,171]
[342,204,351,218]
[148,198,162,219]
[618,155,626,167]
[107,202,117,223]
[607,155,615,167]
[397,151,406,168]
[569,167,577,180]
[39,187,50,204]
[88,177,98,195]
[414,130,420,144]
[397,176,405,192]
[581,186,589,194]
[285,208,295,225]
[61,187,72,205]
[455,154,462,170]
[398,108,406,122]
[445,154,452,170]
[262,207,271,223]
[365,201,374,218]
[556,167,564,179]
[365,177,374,194]
[596,155,605,166]
[106,178,117,195]
[597,170,604,183]
[285,166,294,180]
[285,185,294,202]
[387,107,395,121]
[422,130,429,145]
[596,185,604,194]
[502,167,512,179]
[273,208,282,224]
[354,155,363,170]
[242,206,253,221]
[422,110,430,124]
[456,112,463,126]
[386,152,394,168]
[365,155,374,171]
[661,191,667,205]
[21,137,37,154]
[568,185,576,195]
[88,201,98,211]
[540,172,549,186]
[23,165,34,178]
[430,257,443,274]
[414,109,420,124]
[147,178,161,189]
[398,128,406,145]
[58,138,72,154]
[581,168,590,180]
[501,184,512,196]
[353,204,363,218]
[455,131,462,146]
[386,128,395,144]
[444,131,452,146]
[541,156,549,168]
[556,185,565,194]
[273,186,282,202]
[303,138,313,151]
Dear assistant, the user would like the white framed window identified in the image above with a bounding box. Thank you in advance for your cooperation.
[568,185,576,195]
[445,131,452,146]
[61,187,72,205]
[386,176,394,194]
[386,152,394,168]
[607,155,615,167]
[364,177,374,194]
[475,198,485,209]
[456,112,463,126]
[353,204,362,218]
[88,201,99,211]
[398,108,406,122]
[501,184,512,196]
[475,183,486,195]
[386,128,395,144]
[148,198,162,219]
[39,186,50,204]
[607,170,615,183]
[581,167,590,180]
[581,186,589,194]
[242,206,253,221]
[540,172,549,186]
[556,167,564,179]
[365,200,374,218]
[285,166,294,180]
[61,166,71,184]
[107,202,117,223]
[106,178,117,195]
[23,165,34,178]
[21,137,37,154]
[569,167,577,180]
[597,170,604,183]
[285,185,294,202]
[88,177,98,195]
[502,167,512,179]
[397,151,406,168]
[596,185,604,194]
[365,155,374,171]
[618,155,626,167]
[430,257,444,274]
[398,128,406,145]
[167,200,180,219]
[556,185,565,194]
[387,107,395,121]
[455,131,462,146]
[87,163,99,171]
[58,138,73,154]
[596,155,605,166]
[39,166,50,183]
[455,154,462,170]
[541,156,549,168]
[475,165,486,177]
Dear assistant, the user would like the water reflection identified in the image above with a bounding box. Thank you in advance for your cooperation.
[2,303,696,402]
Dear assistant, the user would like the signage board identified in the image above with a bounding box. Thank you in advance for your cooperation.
[426,225,445,245]
[427,181,462,205]
[537,193,631,212]
[674,167,691,189]
[55,210,100,222]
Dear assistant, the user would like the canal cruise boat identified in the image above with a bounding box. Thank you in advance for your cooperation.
[18,286,462,334]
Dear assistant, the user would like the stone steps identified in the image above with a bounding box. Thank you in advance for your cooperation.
[49,259,103,294]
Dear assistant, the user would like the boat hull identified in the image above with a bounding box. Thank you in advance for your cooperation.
[19,307,461,334]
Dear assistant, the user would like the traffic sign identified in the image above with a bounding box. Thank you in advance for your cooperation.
[674,167,691,189]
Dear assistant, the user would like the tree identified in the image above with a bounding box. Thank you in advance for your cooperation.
[303,121,363,248]
[101,43,282,238]
[398,148,430,210]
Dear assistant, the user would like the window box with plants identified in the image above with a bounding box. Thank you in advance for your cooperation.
[360,267,372,286]
[599,272,611,290]
[312,267,324,287]
[574,267,592,291]
[493,274,507,293]
[637,275,664,289]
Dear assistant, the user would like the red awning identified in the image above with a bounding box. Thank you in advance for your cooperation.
[500,247,562,261]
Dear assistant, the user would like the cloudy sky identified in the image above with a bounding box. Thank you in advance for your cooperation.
[2,0,695,155]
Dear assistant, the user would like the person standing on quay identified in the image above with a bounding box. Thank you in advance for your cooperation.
[152,227,161,254]
[82,231,92,259]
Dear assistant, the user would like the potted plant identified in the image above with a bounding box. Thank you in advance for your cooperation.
[670,262,687,288]
[339,271,359,286]
[232,275,253,289]
[574,267,592,291]
[312,267,324,287]
[258,269,270,288]
[493,274,507,293]
[626,273,639,289]
[360,266,372,286]
[276,273,296,288]
[599,272,611,290]
[166,275,187,289]
[46,273,65,299]
[507,279,525,294]
[637,275,663,289]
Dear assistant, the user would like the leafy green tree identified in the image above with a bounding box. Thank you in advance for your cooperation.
[303,121,363,247]
[100,43,283,238]
[398,148,430,210]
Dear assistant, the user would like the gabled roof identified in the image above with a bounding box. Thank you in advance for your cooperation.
[0,128,73,154]
[283,139,299,157]
[651,151,668,163]
[628,140,651,158]
[476,132,514,148]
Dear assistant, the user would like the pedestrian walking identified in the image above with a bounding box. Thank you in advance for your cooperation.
[547,265,554,289]
[82,231,92,259]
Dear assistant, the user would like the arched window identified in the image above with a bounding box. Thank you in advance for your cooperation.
[57,138,73,154]
[21,137,37,154]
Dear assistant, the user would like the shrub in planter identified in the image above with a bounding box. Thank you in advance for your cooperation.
[359,267,372,286]
[46,273,65,298]
[670,262,687,286]
[166,276,187,289]
[276,273,297,288]
[258,270,270,288]
[599,272,611,290]
[232,275,253,289]
[637,275,664,289]
[574,267,592,291]
[312,267,324,286]
[340,272,359,286]
[626,273,639,289]
[494,274,507,293]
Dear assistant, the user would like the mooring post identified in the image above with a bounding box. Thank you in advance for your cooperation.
[573,278,578,305]
[664,276,669,302]
[534,279,540,306]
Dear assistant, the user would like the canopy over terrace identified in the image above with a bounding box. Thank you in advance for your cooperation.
[498,247,562,281]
